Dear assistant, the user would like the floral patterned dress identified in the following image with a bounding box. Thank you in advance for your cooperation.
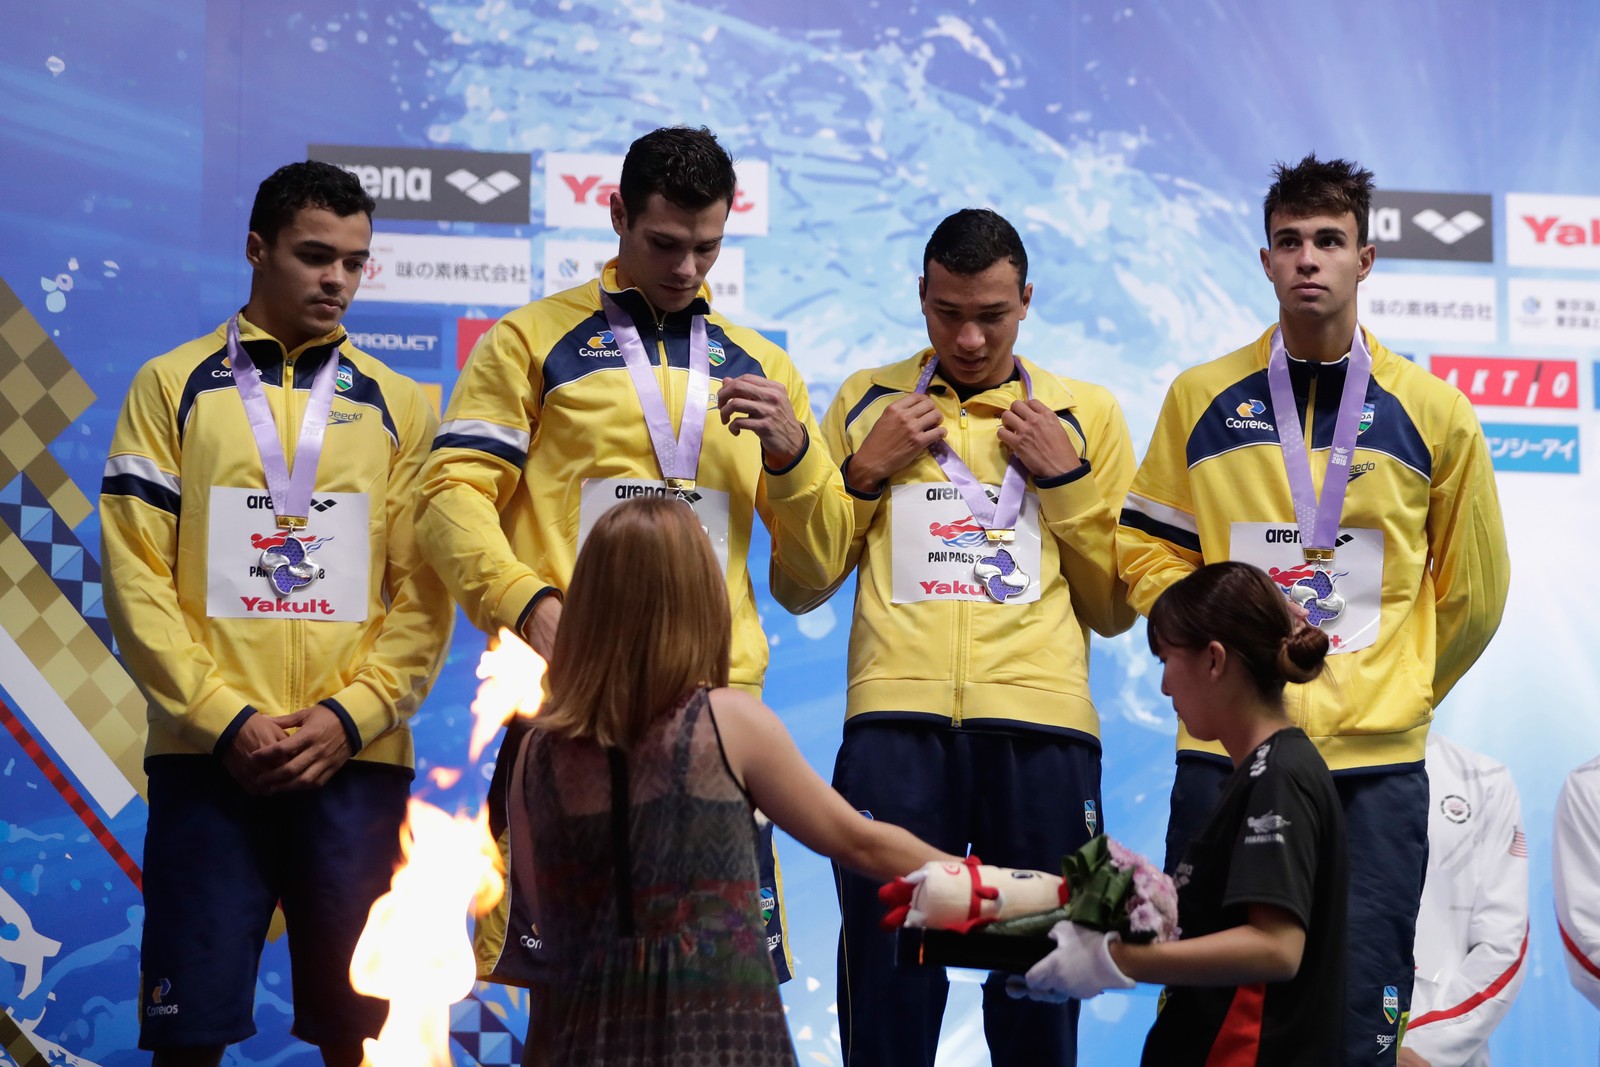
[512,688,797,1065]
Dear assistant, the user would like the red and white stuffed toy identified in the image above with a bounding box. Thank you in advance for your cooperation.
[879,855,1068,933]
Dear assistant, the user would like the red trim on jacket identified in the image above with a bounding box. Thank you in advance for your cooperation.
[1409,924,1528,1029]
[1559,919,1600,982]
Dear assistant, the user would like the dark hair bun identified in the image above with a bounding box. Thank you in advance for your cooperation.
[1277,622,1330,684]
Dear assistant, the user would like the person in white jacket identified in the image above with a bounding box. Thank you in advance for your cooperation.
[1554,756,1600,1015]
[1400,734,1528,1067]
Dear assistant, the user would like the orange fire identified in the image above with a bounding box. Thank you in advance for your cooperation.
[353,627,547,1066]
[469,627,549,760]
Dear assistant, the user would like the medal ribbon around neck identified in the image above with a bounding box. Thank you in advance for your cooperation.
[913,354,1032,539]
[601,291,709,493]
[1265,325,1372,564]
[227,314,338,529]
[914,355,1036,602]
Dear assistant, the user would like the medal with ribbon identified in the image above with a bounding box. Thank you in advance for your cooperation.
[227,315,339,599]
[914,355,1034,603]
[601,291,709,504]
[1265,325,1372,628]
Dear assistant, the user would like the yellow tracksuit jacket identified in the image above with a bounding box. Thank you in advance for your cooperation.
[414,262,852,692]
[99,315,453,769]
[776,350,1137,740]
[1117,325,1509,771]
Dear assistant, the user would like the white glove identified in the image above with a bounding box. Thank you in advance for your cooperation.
[1022,921,1134,1001]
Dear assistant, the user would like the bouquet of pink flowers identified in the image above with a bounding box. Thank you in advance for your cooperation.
[983,835,1180,945]
[886,835,1179,974]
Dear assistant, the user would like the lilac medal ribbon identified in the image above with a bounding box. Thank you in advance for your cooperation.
[601,291,708,495]
[228,315,339,598]
[913,354,1033,542]
[1265,325,1372,564]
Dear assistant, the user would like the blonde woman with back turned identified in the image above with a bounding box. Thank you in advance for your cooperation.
[506,495,955,1066]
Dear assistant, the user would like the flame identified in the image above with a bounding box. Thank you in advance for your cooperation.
[352,628,549,1065]
[468,627,548,761]
[352,800,503,1066]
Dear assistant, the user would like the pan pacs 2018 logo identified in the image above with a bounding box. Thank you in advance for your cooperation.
[927,514,988,549]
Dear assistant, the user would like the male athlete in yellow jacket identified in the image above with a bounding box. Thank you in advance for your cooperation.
[1116,155,1508,1066]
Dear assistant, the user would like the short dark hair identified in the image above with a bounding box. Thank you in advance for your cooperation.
[248,160,376,245]
[1147,561,1329,702]
[1263,154,1376,246]
[922,208,1028,292]
[618,126,738,222]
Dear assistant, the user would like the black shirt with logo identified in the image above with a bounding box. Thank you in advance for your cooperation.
[1142,727,1348,1066]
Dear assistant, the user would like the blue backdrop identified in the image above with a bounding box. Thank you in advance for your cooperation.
[3,1,1598,1063]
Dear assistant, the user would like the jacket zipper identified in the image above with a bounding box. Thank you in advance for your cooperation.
[283,349,302,711]
[951,405,972,728]
[650,315,676,434]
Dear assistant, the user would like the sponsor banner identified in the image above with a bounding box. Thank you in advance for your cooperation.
[1368,191,1494,262]
[543,238,613,294]
[889,484,1043,605]
[308,143,531,224]
[1506,193,1600,269]
[456,316,498,369]
[205,488,371,621]
[543,151,770,235]
[340,314,443,368]
[1481,421,1581,474]
[359,233,532,307]
[540,239,746,313]
[707,246,746,314]
[1357,273,1497,342]
[1508,277,1600,347]
[1429,355,1579,409]
[1229,525,1384,655]
[578,479,731,572]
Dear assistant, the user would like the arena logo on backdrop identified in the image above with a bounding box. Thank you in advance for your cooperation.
[544,151,770,235]
[1430,354,1578,409]
[1368,191,1494,262]
[1506,193,1600,269]
[308,144,531,224]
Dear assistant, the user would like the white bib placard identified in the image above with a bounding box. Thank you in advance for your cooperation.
[205,486,371,621]
[577,478,732,573]
[890,483,1043,604]
[1228,522,1384,655]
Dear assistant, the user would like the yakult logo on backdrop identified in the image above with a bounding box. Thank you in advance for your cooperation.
[544,151,770,235]
[1507,193,1600,268]
[1430,355,1579,409]
[309,144,532,224]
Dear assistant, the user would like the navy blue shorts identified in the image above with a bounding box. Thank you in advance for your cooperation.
[832,720,1102,1067]
[138,755,410,1050]
[1166,754,1428,1067]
